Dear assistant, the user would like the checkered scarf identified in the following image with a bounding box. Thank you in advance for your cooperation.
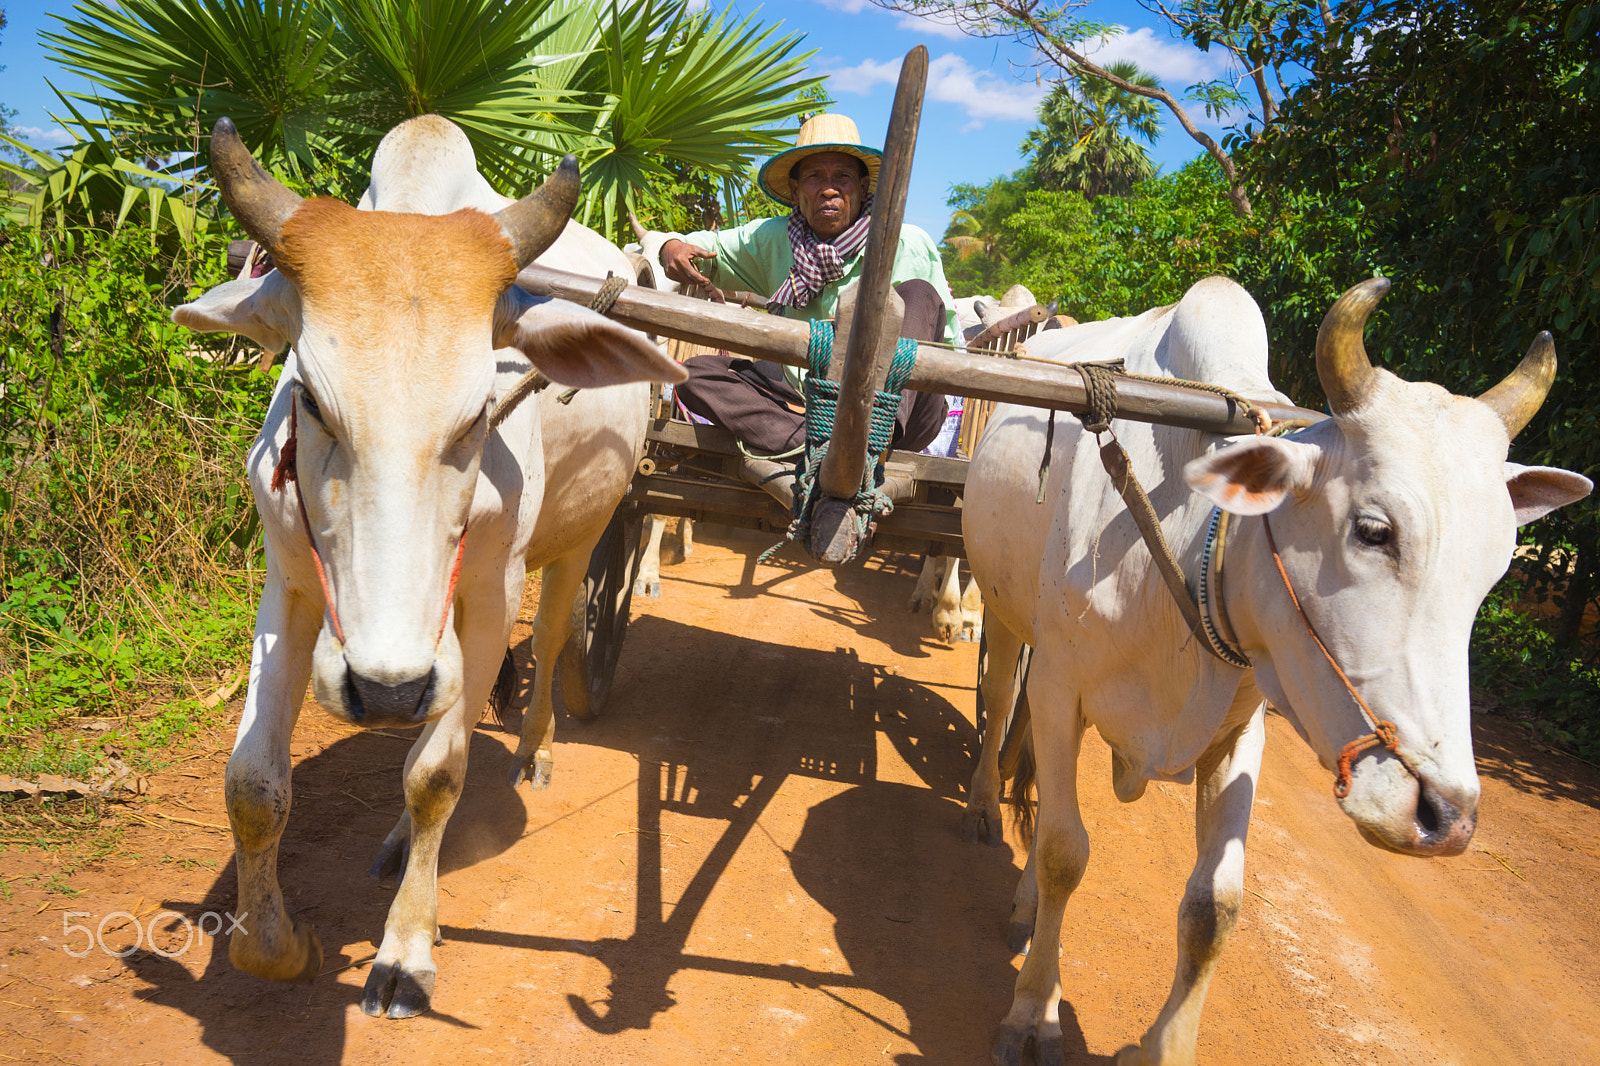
[769,194,875,311]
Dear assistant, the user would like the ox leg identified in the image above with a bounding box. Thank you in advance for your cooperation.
[371,571,521,882]
[1008,834,1040,953]
[361,710,469,1017]
[1117,702,1266,1066]
[633,514,667,600]
[909,555,942,613]
[362,584,512,1018]
[931,557,965,644]
[677,517,693,559]
[960,572,984,643]
[508,546,589,789]
[225,568,323,984]
[963,617,1026,847]
[993,649,1088,1066]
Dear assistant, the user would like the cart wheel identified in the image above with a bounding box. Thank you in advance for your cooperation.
[975,608,1032,780]
[558,513,643,720]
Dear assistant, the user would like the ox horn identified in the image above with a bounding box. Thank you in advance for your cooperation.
[496,155,581,270]
[209,116,302,255]
[627,209,648,243]
[1478,331,1557,439]
[1316,276,1391,415]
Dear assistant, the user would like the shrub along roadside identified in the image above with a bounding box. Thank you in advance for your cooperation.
[1,220,268,781]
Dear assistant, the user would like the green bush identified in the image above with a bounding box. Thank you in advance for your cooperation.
[0,221,268,775]
[1472,585,1600,762]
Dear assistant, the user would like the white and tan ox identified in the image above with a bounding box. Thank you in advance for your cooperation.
[963,276,1590,1065]
[172,116,683,1018]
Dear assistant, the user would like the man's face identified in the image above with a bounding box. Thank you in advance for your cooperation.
[793,151,867,240]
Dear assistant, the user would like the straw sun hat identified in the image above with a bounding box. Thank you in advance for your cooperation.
[757,113,882,207]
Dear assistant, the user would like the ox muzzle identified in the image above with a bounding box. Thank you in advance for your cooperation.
[1339,750,1478,857]
[343,663,440,726]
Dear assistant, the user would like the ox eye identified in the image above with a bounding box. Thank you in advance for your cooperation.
[298,386,325,423]
[1353,516,1392,548]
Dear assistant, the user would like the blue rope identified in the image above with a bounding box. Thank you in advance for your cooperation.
[760,320,919,563]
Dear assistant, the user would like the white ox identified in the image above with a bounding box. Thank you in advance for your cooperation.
[172,115,683,1018]
[963,276,1590,1065]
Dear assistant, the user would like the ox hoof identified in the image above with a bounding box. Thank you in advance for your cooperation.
[362,960,435,1019]
[231,918,322,984]
[960,804,1005,847]
[991,1021,1064,1066]
[1005,919,1033,955]
[369,837,410,882]
[508,753,553,791]
[633,575,662,599]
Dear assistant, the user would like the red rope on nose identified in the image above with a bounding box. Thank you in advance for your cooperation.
[1261,514,1421,799]
[439,522,468,643]
[272,402,348,646]
[271,391,469,651]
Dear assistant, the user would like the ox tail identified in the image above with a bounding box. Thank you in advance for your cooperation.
[487,648,518,726]
[1007,731,1037,847]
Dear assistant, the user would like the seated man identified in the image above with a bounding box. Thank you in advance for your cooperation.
[658,113,955,459]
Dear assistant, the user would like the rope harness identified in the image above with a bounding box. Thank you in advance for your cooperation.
[759,319,918,563]
[1069,372,1419,799]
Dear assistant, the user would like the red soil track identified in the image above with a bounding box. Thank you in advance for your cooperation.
[2,525,1598,1065]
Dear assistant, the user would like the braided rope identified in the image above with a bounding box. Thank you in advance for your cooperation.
[760,320,917,563]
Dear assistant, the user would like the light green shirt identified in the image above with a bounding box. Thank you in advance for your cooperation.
[663,215,957,392]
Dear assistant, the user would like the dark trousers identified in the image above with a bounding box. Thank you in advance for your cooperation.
[675,279,949,455]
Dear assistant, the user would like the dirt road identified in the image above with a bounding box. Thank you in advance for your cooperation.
[2,525,1598,1065]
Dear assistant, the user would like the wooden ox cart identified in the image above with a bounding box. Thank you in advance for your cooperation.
[518,46,1322,721]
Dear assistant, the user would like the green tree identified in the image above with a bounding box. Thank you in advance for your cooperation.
[1021,62,1161,199]
[940,175,1027,296]
[870,0,1340,215]
[1246,0,1600,645]
[12,0,819,242]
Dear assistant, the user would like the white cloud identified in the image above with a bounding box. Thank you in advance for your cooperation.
[12,126,76,149]
[1071,26,1230,87]
[817,56,904,95]
[818,52,1044,125]
[684,0,708,11]
[808,0,873,13]
[892,10,969,40]
[925,54,1045,122]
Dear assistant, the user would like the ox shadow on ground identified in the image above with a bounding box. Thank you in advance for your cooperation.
[118,727,525,1064]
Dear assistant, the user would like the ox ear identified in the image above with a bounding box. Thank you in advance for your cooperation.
[173,272,296,358]
[1183,435,1320,516]
[494,290,686,388]
[1505,463,1592,526]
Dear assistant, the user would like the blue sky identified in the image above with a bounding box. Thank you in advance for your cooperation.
[1,0,1240,236]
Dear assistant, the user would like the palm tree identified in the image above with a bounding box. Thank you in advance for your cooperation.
[13,0,819,242]
[1021,61,1161,200]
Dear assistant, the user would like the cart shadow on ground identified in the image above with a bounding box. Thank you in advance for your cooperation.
[465,609,1095,1063]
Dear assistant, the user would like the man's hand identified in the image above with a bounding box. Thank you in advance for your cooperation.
[661,239,718,288]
